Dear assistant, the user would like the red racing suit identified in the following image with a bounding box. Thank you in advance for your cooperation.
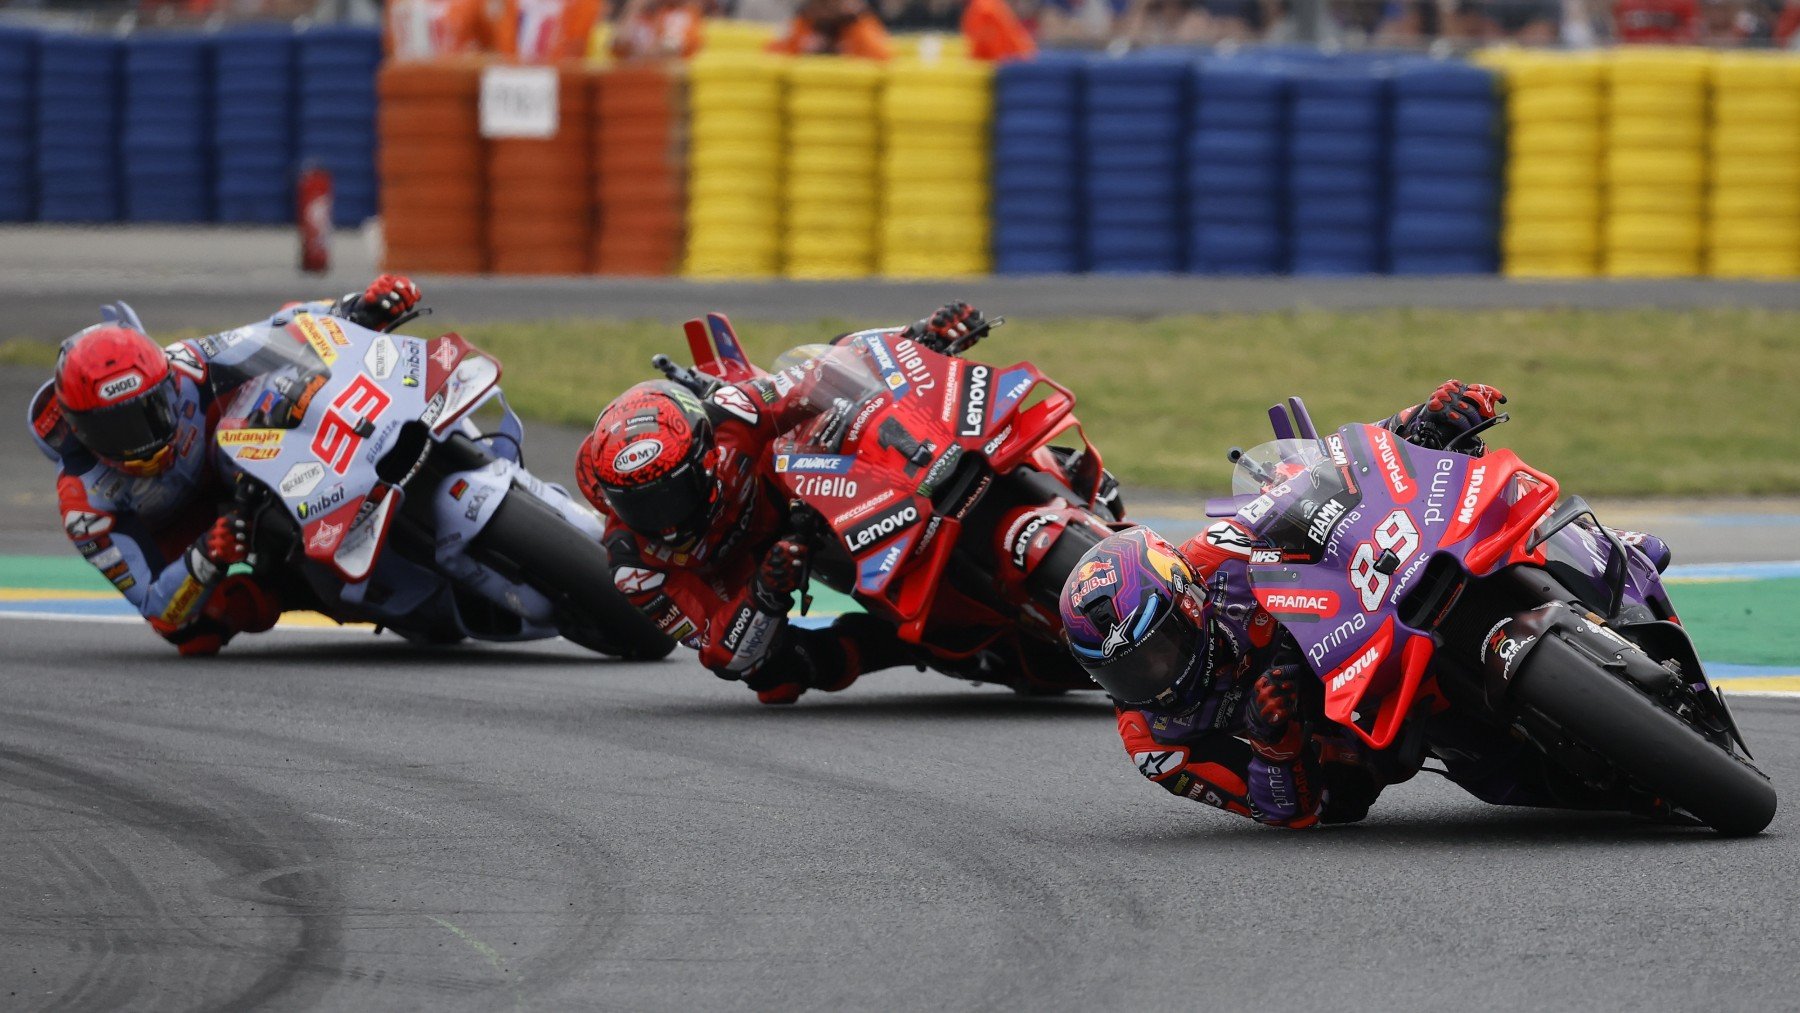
[586,372,835,682]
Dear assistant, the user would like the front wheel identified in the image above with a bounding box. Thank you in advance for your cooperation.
[1511,634,1776,836]
[470,488,675,660]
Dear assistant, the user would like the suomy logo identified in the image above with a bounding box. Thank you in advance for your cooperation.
[612,439,663,475]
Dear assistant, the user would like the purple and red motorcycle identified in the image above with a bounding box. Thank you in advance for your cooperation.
[1221,398,1774,835]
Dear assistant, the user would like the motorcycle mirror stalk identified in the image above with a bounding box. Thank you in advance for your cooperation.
[652,354,720,397]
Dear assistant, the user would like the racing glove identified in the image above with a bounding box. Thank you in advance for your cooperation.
[186,512,249,585]
[905,302,986,353]
[1399,380,1507,454]
[342,274,421,331]
[1244,664,1308,762]
[750,538,809,616]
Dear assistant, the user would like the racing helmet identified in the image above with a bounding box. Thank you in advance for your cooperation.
[54,325,181,477]
[1059,528,1214,708]
[581,380,720,546]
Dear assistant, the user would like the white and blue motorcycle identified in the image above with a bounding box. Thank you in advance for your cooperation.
[213,304,672,659]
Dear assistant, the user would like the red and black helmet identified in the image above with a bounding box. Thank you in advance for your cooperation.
[582,380,719,546]
[54,325,180,474]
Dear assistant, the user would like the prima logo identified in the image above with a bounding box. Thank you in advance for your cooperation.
[1423,457,1457,524]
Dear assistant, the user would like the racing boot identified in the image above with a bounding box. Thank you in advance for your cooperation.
[748,614,918,705]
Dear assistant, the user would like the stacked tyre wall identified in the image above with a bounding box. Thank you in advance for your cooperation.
[4,27,1800,281]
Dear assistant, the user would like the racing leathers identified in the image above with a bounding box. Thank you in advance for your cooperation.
[28,281,420,654]
[585,367,920,703]
[1112,384,1673,829]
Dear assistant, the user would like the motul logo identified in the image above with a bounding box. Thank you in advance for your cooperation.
[1330,638,1384,692]
[1458,465,1488,526]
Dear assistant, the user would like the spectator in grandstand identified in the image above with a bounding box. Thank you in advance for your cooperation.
[878,0,963,30]
[1612,0,1698,40]
[1440,0,1560,41]
[1774,0,1800,44]
[1033,0,1128,45]
[613,0,707,56]
[1697,0,1769,43]
[385,0,489,57]
[1120,0,1274,43]
[491,0,605,59]
[769,0,896,55]
[964,0,1040,57]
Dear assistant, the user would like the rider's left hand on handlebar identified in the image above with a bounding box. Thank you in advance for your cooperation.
[1401,379,1507,451]
[906,302,985,353]
[348,274,421,330]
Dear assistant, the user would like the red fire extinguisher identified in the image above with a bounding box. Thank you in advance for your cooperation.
[297,162,333,275]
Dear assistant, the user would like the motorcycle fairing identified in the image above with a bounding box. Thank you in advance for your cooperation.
[219,315,509,585]
[1239,425,1563,749]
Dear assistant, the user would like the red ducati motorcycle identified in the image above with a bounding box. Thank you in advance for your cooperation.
[663,313,1125,691]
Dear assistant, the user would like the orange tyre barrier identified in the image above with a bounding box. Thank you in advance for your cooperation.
[594,62,685,276]
[378,62,486,274]
[485,63,596,276]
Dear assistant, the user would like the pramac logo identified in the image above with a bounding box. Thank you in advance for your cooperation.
[612,439,664,475]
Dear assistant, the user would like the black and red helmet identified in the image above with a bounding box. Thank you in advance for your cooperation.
[54,324,181,475]
[581,380,719,546]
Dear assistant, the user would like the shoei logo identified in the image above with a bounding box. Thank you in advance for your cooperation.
[612,439,663,475]
[98,372,143,402]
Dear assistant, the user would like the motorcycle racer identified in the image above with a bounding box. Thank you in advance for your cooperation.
[1061,381,1676,829]
[26,275,423,656]
[579,302,1086,705]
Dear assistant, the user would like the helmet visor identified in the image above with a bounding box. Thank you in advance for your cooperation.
[1070,591,1205,706]
[602,459,716,544]
[65,375,179,463]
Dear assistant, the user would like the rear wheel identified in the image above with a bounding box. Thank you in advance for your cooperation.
[1511,634,1776,836]
[471,488,674,660]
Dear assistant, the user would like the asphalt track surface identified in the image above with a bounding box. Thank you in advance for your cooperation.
[6,229,1800,1010]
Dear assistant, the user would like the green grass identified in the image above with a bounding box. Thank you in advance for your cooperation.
[12,308,1798,496]
[435,307,1800,496]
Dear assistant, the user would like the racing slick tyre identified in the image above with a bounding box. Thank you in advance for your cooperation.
[1511,634,1776,836]
[471,489,675,661]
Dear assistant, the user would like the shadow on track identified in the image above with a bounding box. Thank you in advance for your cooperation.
[76,638,613,669]
[651,690,1116,723]
[1134,800,1774,849]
